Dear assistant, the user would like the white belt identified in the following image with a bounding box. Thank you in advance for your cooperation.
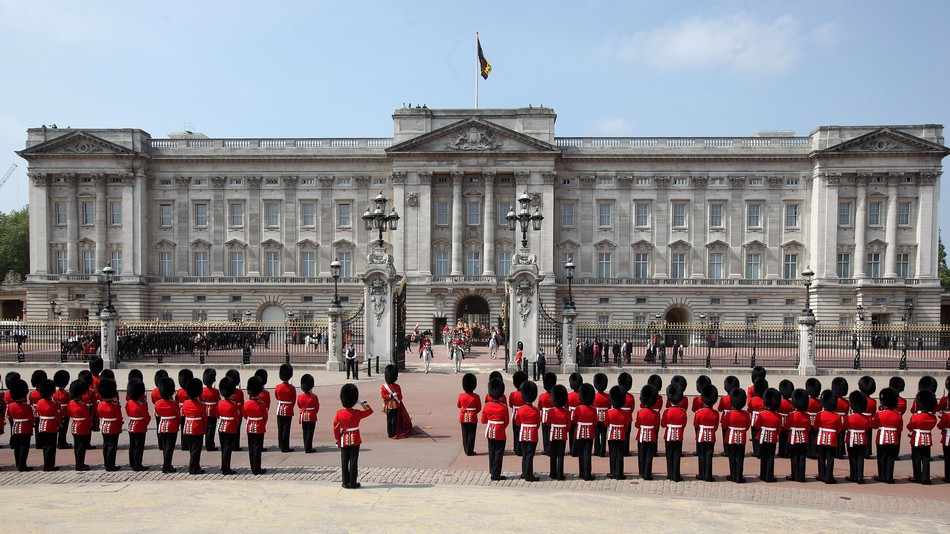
[758,426,777,443]
[12,418,29,422]
[101,418,118,422]
[344,427,359,433]
[727,426,745,442]
[640,425,654,430]
[608,424,625,432]
[577,422,593,427]
[487,420,505,425]
[202,401,217,406]
[219,416,235,421]
[278,400,293,404]
[522,424,538,428]
[620,407,632,412]
[465,407,478,411]
[846,429,864,447]
[303,408,316,411]
[247,417,264,421]
[185,417,202,421]
[595,407,608,413]
[39,416,56,420]
[129,417,145,421]
[159,416,177,421]
[551,424,567,429]
[817,428,835,442]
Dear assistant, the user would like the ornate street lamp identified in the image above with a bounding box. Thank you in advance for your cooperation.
[102,264,116,314]
[655,313,666,368]
[801,266,815,313]
[900,302,913,370]
[854,304,865,370]
[362,190,400,249]
[564,259,576,311]
[330,258,342,307]
[506,190,543,250]
[700,312,711,369]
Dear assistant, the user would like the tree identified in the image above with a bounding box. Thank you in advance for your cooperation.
[939,230,950,290]
[0,206,29,281]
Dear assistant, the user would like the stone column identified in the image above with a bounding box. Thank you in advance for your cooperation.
[132,171,147,276]
[450,171,464,276]
[853,174,868,278]
[561,306,577,373]
[883,174,900,278]
[318,175,335,276]
[248,176,262,275]
[211,176,227,276]
[282,176,298,275]
[417,172,433,275]
[95,174,108,271]
[797,310,817,375]
[326,303,344,372]
[28,174,49,274]
[65,174,79,274]
[100,307,117,369]
[363,248,398,367]
[120,174,135,275]
[507,251,543,364]
[540,171,557,278]
[391,172,407,272]
[916,172,939,278]
[482,171,496,276]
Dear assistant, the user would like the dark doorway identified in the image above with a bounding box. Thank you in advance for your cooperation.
[433,317,447,344]
[455,295,492,344]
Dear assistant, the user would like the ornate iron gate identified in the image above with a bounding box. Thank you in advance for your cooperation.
[393,276,407,370]
[341,298,365,356]
[538,296,562,359]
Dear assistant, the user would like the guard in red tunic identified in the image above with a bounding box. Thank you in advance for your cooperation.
[784,388,811,482]
[334,383,374,488]
[36,379,60,471]
[605,386,632,480]
[8,379,33,471]
[937,398,950,483]
[872,387,903,484]
[573,383,597,481]
[592,373,610,457]
[515,380,541,481]
[776,380,795,459]
[547,385,570,480]
[200,369,220,452]
[255,369,272,412]
[694,384,720,482]
[857,376,877,459]
[804,378,822,460]
[661,384,687,482]
[226,369,244,452]
[645,375,663,413]
[888,376,908,416]
[125,379,150,471]
[296,374,320,454]
[748,377,768,459]
[67,379,92,471]
[617,373,636,457]
[754,388,782,482]
[907,390,937,485]
[457,373,481,456]
[482,378,510,481]
[667,376,689,410]
[538,373,557,456]
[566,372,583,457]
[97,378,123,471]
[275,363,296,452]
[181,378,208,474]
[154,377,179,473]
[88,358,104,432]
[748,366,767,401]
[380,364,403,439]
[814,390,844,484]
[845,391,870,484]
[484,371,508,408]
[718,375,740,456]
[244,376,269,475]
[509,371,527,457]
[150,370,168,431]
[721,389,750,483]
[176,369,194,452]
[52,370,72,450]
[909,376,938,413]
[30,370,48,451]
[831,377,851,459]
[216,376,240,475]
[635,384,660,480]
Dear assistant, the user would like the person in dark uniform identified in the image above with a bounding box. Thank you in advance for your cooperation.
[181,377,208,474]
[154,377,179,473]
[345,343,359,380]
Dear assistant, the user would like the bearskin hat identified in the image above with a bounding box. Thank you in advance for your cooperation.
[778,380,794,400]
[30,369,48,388]
[542,372,557,392]
[647,374,663,391]
[10,379,28,401]
[384,364,398,385]
[254,368,268,385]
[805,377,822,398]
[488,378,506,402]
[751,365,767,382]
[591,372,607,393]
[300,374,314,393]
[89,356,104,376]
[38,378,56,399]
[858,376,876,397]
[512,371,528,389]
[617,372,633,393]
[68,379,88,400]
[462,373,477,394]
[4,371,21,389]
[888,376,905,393]
[552,384,568,408]
[127,379,145,401]
[154,369,168,387]
[218,376,236,399]
[723,375,740,395]
[78,370,92,386]
[609,385,625,409]
[100,369,115,381]
[225,369,241,386]
[579,383,596,406]
[98,378,118,400]
[671,375,687,393]
[247,376,265,398]
[569,372,584,392]
[520,380,538,405]
[700,384,719,408]
[489,370,503,384]
[127,369,143,384]
[915,390,937,413]
[666,384,684,406]
[753,378,769,398]
[820,390,838,412]
[849,390,868,415]
[203,368,217,387]
[791,388,809,412]
[340,383,359,409]
[279,363,294,382]
[53,370,70,388]
[763,387,781,411]
[178,369,194,389]
[186,377,203,400]
[639,384,658,409]
[696,375,711,392]
[918,376,937,394]
[879,387,898,409]
[831,377,849,397]
[730,388,748,411]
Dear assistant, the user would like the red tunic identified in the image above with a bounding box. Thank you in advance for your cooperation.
[635,407,660,442]
[834,397,850,427]
[275,382,297,417]
[593,392,611,423]
[36,398,61,433]
[896,396,907,415]
[690,395,704,413]
[748,396,766,429]
[380,383,403,413]
[200,387,221,418]
[150,387,162,405]
[806,397,821,426]
[605,407,632,441]
[97,400,124,435]
[717,394,734,414]
[572,405,597,440]
[258,389,272,411]
[509,390,525,421]
[871,409,903,445]
[217,399,241,434]
[515,404,541,442]
[29,389,41,417]
[907,412,937,447]
[231,388,246,409]
[175,388,188,415]
[181,398,208,435]
[937,411,950,446]
[53,388,71,418]
[125,399,151,433]
[8,400,33,434]
[721,410,751,445]
[661,406,688,442]
[548,407,570,441]
[296,392,320,424]
[457,392,482,424]
[243,398,268,435]
[68,400,92,435]
[484,393,508,408]
[538,392,554,424]
[845,413,870,447]
[813,410,844,447]
[862,396,877,416]
[694,407,720,443]
[154,399,180,434]
[778,399,794,427]
[566,391,581,420]
[754,410,782,444]
[333,405,374,447]
[481,400,510,440]
[784,411,811,445]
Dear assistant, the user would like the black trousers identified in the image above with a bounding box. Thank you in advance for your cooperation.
[521,441,537,479]
[807,428,818,458]
[341,444,361,486]
[512,422,522,456]
[665,440,683,481]
[11,433,30,470]
[549,440,566,479]
[39,432,57,470]
[637,440,656,479]
[846,443,865,481]
[205,417,218,451]
[58,417,71,448]
[541,424,550,455]
[386,409,398,439]
[569,423,577,456]
[608,439,625,478]
[185,433,203,473]
[345,360,358,379]
[247,433,265,474]
[487,438,505,479]
[72,433,90,469]
[788,443,807,481]
[102,433,120,470]
[758,443,776,481]
[594,422,607,456]
[836,429,847,458]
[158,432,176,472]
[219,432,237,472]
[697,441,714,480]
[460,423,477,455]
[277,415,293,451]
[911,445,931,483]
[817,445,836,481]
[624,424,632,456]
[302,422,316,453]
[128,432,146,470]
[778,430,789,458]
[876,443,898,483]
[728,443,746,481]
[576,438,593,480]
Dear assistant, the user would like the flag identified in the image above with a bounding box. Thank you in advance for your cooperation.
[477,37,492,80]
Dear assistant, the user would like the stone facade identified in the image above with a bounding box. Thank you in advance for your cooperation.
[17,107,948,330]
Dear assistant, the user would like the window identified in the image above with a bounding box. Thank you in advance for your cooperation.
[54,202,67,225]
[265,203,280,227]
[838,201,852,227]
[301,203,316,227]
[229,203,244,228]
[898,202,911,226]
[635,298,647,305]
[866,253,881,278]
[194,203,208,227]
[159,204,173,228]
[636,177,651,186]
[670,253,686,279]
[465,251,480,275]
[673,177,688,186]
[81,201,94,225]
[599,177,614,186]
[82,250,95,274]
[599,297,610,304]
[561,203,575,228]
[192,310,208,322]
[708,253,723,279]
[434,251,449,276]
[672,203,687,228]
[784,316,796,326]
[634,253,649,278]
[710,298,721,305]
[634,315,647,324]
[785,298,797,306]
[230,295,242,303]
[597,202,612,228]
[435,202,449,226]
[897,253,910,278]
[874,297,887,306]
[836,253,851,278]
[264,251,280,277]
[748,298,759,305]
[337,203,351,227]
[55,250,67,274]
[785,204,799,228]
[466,202,481,226]
[709,204,724,228]
[499,202,512,226]
[161,311,174,321]
[783,254,798,279]
[300,251,316,277]
[110,251,123,275]
[193,251,209,276]
[109,202,122,225]
[161,295,172,303]
[195,295,207,303]
[301,296,313,303]
[338,252,352,277]
[159,252,173,276]
[497,251,512,276]
[229,251,245,276]
[747,204,761,228]
[710,177,725,186]
[597,315,610,325]
[786,178,800,186]
[597,252,612,278]
[746,253,761,279]
[868,201,882,226]
[748,177,763,186]
[635,203,649,227]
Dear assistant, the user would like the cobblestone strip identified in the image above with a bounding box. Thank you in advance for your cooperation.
[1,465,946,517]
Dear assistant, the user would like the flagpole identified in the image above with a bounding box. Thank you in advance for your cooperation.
[475,31,479,110]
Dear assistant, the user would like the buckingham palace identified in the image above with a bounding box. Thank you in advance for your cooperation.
[16,106,948,332]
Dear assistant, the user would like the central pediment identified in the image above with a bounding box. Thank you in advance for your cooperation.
[818,127,949,156]
[386,117,560,155]
[17,130,140,158]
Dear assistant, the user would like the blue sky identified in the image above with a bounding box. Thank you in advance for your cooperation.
[1,0,947,237]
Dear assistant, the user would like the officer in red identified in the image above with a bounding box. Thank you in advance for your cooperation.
[845,391,870,484]
[53,370,72,450]
[592,373,610,458]
[67,379,92,471]
[225,369,244,452]
[481,378,509,481]
[661,384,687,482]
[635,384,660,480]
[872,387,903,484]
[804,378,822,460]
[216,376,240,475]
[36,379,61,471]
[718,376,740,455]
[785,389,812,482]
[514,380,541,482]
[747,378,768,459]
[97,378,123,471]
[200,369,220,452]
[182,377,208,474]
[754,388,783,483]
[509,371,527,456]
[721,389,750,483]
[573,383,598,481]
[255,369,272,411]
[8,379,33,470]
[815,390,844,484]
[694,384,720,482]
[858,376,878,459]
[29,370,48,451]
[154,377,180,473]
[176,369,194,452]
[566,372,583,457]
[244,376,269,475]
[606,386,632,480]
[380,364,404,440]
[457,373,481,456]
[617,373,636,457]
[333,383,374,488]
[547,385,570,480]
[275,363,296,452]
[125,379,150,471]
[538,373,557,456]
[296,374,320,454]
[907,390,937,485]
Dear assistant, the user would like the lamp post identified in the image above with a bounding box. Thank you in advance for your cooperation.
[244,310,252,322]
[564,259,575,311]
[330,258,342,307]
[854,304,865,369]
[655,313,666,368]
[362,190,400,250]
[506,190,544,250]
[900,302,913,370]
[102,264,115,314]
[801,266,815,313]
[700,312,711,369]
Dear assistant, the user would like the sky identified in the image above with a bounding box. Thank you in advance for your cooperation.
[1,0,948,234]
